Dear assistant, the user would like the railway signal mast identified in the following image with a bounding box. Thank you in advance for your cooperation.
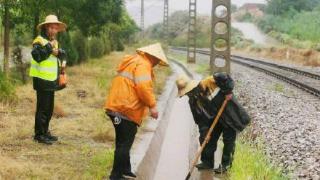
[187,0,197,63]
[210,0,231,73]
[163,0,169,42]
[141,0,144,37]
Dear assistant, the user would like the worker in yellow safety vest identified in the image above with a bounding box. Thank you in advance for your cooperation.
[29,15,67,145]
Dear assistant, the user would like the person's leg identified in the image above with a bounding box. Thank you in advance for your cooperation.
[109,115,124,179]
[34,91,52,145]
[45,91,54,134]
[199,126,213,167]
[34,91,43,137]
[197,122,223,169]
[123,121,138,177]
[221,127,236,168]
[109,115,137,179]
[214,126,237,173]
[44,91,58,141]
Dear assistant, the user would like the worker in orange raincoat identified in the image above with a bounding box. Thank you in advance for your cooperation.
[104,43,169,180]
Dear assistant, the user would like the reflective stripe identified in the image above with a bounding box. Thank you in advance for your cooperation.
[118,72,134,81]
[134,75,152,84]
[30,64,57,73]
[208,87,220,100]
[46,57,58,62]
[118,72,152,84]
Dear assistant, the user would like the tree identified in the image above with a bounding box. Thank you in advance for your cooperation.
[72,0,124,36]
[266,0,320,15]
[2,0,11,77]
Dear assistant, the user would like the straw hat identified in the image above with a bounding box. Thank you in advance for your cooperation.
[37,15,67,32]
[176,74,199,97]
[137,43,169,66]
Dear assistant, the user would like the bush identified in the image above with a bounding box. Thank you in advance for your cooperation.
[0,72,16,103]
[89,37,105,58]
[59,32,79,66]
[103,38,112,55]
[72,30,89,63]
[258,9,320,43]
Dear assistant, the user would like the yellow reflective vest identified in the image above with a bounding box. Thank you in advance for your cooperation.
[29,36,59,81]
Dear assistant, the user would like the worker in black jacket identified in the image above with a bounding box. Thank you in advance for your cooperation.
[176,73,250,173]
[29,15,67,145]
[176,75,216,170]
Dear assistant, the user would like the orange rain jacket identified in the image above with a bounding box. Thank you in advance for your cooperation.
[104,53,156,125]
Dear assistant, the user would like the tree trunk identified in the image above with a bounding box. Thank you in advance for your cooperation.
[33,11,40,38]
[3,1,10,77]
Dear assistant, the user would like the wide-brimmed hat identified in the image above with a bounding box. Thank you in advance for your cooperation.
[37,15,67,32]
[176,74,199,97]
[137,43,169,66]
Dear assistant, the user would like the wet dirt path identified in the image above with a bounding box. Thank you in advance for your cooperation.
[232,22,278,46]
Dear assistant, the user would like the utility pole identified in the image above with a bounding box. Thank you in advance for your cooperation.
[187,0,197,63]
[210,0,231,73]
[141,0,144,37]
[163,0,169,42]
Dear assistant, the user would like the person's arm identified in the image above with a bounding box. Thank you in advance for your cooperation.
[31,43,53,63]
[188,97,201,124]
[134,64,156,108]
[57,49,67,60]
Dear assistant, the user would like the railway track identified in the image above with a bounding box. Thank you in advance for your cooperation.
[171,47,320,98]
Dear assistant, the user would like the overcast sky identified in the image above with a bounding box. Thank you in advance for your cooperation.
[125,0,267,27]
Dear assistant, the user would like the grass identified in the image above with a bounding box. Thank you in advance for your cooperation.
[0,48,172,179]
[169,51,210,76]
[84,149,114,179]
[0,72,17,104]
[229,140,287,180]
[195,63,210,75]
[272,83,285,93]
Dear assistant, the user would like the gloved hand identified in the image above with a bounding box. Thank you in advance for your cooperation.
[58,49,67,60]
[225,94,233,100]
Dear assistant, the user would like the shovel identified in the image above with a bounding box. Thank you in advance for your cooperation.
[185,97,229,180]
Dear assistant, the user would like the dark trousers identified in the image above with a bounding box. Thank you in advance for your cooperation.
[198,121,237,167]
[35,91,55,137]
[108,115,137,179]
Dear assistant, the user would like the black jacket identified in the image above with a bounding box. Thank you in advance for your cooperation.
[188,74,250,132]
[188,95,212,127]
[31,34,66,91]
[200,91,251,132]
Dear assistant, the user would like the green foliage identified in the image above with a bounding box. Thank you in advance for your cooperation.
[59,31,79,66]
[71,0,124,36]
[145,11,189,44]
[0,72,16,103]
[13,24,32,46]
[84,149,114,179]
[266,0,320,15]
[89,37,105,58]
[229,141,288,180]
[72,30,89,63]
[146,11,248,48]
[237,12,254,22]
[2,0,137,66]
[258,7,320,46]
